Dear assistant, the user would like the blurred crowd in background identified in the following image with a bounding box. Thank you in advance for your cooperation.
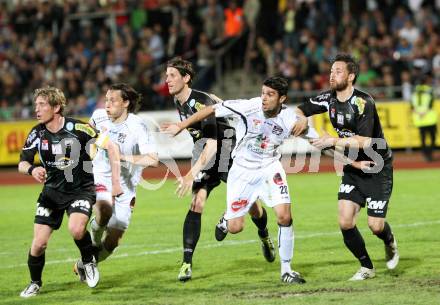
[0,0,439,120]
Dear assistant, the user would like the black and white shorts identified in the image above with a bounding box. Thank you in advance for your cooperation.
[34,187,95,230]
[338,159,393,218]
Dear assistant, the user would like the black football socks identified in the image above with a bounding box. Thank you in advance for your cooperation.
[183,210,201,264]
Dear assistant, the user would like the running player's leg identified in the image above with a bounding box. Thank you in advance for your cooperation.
[365,160,398,270]
[273,203,305,284]
[97,195,134,262]
[21,191,61,298]
[178,186,206,281]
[338,171,376,280]
[91,179,113,247]
[248,202,275,262]
[68,195,99,288]
[20,224,53,298]
[339,200,375,280]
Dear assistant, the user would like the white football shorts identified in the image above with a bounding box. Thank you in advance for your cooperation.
[94,174,135,231]
[224,161,291,220]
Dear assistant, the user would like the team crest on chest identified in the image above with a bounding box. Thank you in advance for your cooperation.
[272,124,283,135]
[118,133,127,143]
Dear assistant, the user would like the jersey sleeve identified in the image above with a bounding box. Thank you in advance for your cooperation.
[20,126,39,163]
[297,94,329,117]
[137,121,157,155]
[357,98,375,137]
[283,108,319,140]
[214,97,261,118]
[74,122,109,148]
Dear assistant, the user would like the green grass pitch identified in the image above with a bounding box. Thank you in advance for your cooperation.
[0,169,439,304]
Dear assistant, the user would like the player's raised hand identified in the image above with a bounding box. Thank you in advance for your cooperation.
[31,166,46,183]
[175,174,193,198]
[292,116,308,136]
[160,122,183,136]
[310,130,336,149]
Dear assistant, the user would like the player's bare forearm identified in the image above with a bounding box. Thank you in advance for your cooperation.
[19,160,46,183]
[334,135,372,149]
[188,138,217,179]
[121,153,159,168]
[107,140,121,185]
[180,105,216,131]
[18,161,33,175]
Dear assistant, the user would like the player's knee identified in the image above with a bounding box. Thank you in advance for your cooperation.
[277,214,292,226]
[68,224,86,240]
[227,218,244,233]
[95,200,113,217]
[228,222,243,234]
[369,222,384,235]
[339,219,355,230]
[31,239,48,254]
[191,197,205,213]
[107,216,129,232]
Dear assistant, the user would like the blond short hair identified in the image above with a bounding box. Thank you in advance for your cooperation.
[34,87,67,115]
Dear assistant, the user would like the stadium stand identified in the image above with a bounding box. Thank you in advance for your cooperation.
[0,0,438,120]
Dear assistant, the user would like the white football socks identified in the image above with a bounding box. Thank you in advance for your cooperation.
[278,224,294,275]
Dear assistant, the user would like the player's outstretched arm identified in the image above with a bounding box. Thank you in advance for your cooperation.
[103,139,123,197]
[162,105,216,136]
[176,138,217,198]
[121,153,159,168]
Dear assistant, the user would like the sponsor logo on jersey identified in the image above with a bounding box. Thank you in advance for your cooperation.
[75,123,96,137]
[52,143,62,154]
[337,113,344,125]
[345,113,352,120]
[194,101,205,111]
[330,108,336,118]
[366,198,387,210]
[231,199,249,212]
[189,99,195,107]
[36,205,52,217]
[339,184,355,193]
[252,119,262,128]
[353,97,366,115]
[46,157,75,169]
[41,139,49,150]
[335,128,355,137]
[273,173,284,185]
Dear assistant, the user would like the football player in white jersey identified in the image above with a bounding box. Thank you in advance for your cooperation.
[164,77,317,284]
[74,83,159,280]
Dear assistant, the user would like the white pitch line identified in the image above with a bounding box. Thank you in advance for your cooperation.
[1,220,440,269]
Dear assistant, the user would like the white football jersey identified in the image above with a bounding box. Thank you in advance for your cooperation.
[213,97,317,169]
[90,109,157,189]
